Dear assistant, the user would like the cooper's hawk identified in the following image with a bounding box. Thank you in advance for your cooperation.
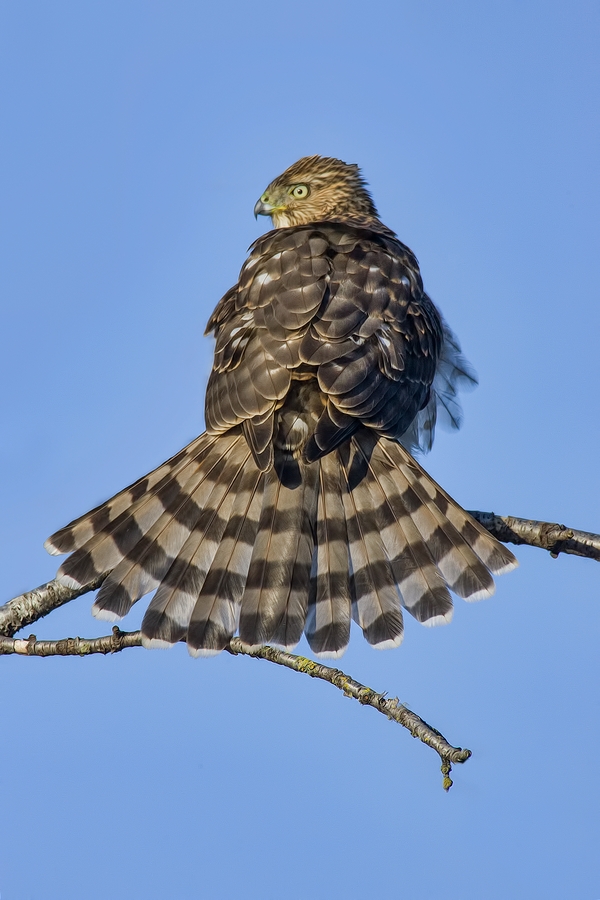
[45,156,517,657]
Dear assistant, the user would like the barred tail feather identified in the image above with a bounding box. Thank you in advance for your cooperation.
[239,456,318,649]
[44,433,212,556]
[140,445,255,647]
[184,466,264,656]
[93,435,250,622]
[352,433,454,627]
[305,451,352,657]
[379,450,495,601]
[380,440,518,579]
[57,462,203,596]
[338,430,517,635]
[53,432,240,591]
[338,442,405,649]
[370,437,517,614]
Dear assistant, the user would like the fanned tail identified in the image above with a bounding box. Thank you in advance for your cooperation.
[45,427,516,657]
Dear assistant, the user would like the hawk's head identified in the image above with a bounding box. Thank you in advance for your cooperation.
[254,156,379,229]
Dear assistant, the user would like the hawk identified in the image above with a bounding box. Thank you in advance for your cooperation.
[45,156,517,657]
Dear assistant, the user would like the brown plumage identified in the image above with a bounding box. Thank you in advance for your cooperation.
[45,155,517,657]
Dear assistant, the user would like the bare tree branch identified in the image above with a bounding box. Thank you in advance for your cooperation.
[2,508,598,791]
[0,626,469,790]
[468,511,600,561]
[0,574,108,638]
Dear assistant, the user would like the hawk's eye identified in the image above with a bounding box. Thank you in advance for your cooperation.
[290,184,309,199]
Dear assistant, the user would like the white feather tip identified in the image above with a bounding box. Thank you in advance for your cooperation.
[44,539,64,556]
[372,633,404,650]
[91,605,122,622]
[422,610,454,627]
[141,635,177,650]
[187,644,221,659]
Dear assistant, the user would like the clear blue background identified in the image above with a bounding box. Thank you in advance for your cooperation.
[1,2,599,898]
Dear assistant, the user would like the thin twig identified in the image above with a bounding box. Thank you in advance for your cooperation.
[468,511,600,561]
[226,638,471,788]
[0,626,142,657]
[0,627,469,790]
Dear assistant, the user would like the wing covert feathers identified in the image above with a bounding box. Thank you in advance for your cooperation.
[46,430,516,656]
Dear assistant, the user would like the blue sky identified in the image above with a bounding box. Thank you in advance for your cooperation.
[1,1,599,898]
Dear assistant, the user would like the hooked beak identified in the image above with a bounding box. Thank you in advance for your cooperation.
[254,198,275,219]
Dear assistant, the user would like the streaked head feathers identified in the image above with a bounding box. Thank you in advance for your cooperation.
[254,155,379,228]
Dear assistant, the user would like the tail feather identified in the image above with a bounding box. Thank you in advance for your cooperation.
[139,445,254,646]
[305,451,352,657]
[365,439,494,608]
[44,433,211,556]
[55,433,240,591]
[57,467,201,594]
[93,436,250,621]
[338,441,404,649]
[381,440,518,577]
[381,450,495,600]
[185,465,264,655]
[239,456,318,648]
[268,461,319,650]
[352,434,454,627]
